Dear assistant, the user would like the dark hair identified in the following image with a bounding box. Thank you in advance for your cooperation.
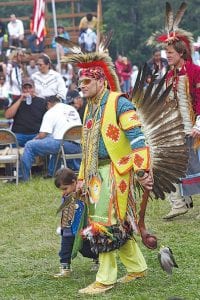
[45,95,61,104]
[168,40,189,60]
[152,48,161,55]
[86,13,93,21]
[38,54,51,66]
[54,168,77,188]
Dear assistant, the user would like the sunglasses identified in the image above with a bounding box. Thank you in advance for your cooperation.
[78,78,93,86]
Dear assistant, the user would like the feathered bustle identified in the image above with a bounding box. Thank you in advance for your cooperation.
[131,65,188,199]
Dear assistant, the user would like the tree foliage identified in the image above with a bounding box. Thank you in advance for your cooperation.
[1,0,200,64]
[80,0,200,64]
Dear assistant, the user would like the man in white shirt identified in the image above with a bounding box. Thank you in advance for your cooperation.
[7,14,24,48]
[20,95,82,181]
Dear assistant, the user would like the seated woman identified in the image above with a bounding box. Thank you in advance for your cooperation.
[52,25,70,56]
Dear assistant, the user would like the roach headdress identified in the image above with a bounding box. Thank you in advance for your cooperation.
[55,31,121,92]
[147,2,194,60]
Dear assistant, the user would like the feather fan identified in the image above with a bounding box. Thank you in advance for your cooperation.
[131,65,189,199]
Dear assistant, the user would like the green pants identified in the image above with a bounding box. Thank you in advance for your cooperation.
[96,238,147,285]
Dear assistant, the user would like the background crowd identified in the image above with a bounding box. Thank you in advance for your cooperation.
[0,11,200,182]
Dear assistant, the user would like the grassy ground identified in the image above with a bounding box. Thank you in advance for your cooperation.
[0,176,200,300]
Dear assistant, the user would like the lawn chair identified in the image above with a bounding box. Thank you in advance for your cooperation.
[0,129,20,184]
[54,125,82,175]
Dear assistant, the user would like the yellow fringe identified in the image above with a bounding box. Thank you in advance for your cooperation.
[92,222,113,238]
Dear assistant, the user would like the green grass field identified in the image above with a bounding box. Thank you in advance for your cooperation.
[0,176,200,300]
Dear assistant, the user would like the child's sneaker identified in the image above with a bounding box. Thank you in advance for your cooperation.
[54,264,71,278]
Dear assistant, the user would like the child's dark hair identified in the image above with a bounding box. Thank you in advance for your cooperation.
[54,168,77,188]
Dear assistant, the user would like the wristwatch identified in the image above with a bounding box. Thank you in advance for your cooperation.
[136,169,146,178]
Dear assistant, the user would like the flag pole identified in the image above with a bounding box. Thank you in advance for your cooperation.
[51,0,61,73]
[96,0,102,51]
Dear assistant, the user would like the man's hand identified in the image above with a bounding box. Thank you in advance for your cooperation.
[137,172,154,191]
[191,128,200,138]
[35,132,47,139]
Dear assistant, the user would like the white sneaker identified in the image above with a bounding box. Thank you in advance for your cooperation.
[163,207,188,220]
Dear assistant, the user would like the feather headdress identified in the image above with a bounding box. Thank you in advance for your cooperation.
[147,2,194,58]
[55,31,121,92]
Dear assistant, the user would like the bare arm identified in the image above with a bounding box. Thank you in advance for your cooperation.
[4,95,24,119]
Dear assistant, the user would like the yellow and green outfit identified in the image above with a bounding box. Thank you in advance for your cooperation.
[78,90,150,284]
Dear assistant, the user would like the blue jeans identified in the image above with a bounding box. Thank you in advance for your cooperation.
[15,133,37,147]
[122,79,131,93]
[20,137,81,181]
[27,34,45,53]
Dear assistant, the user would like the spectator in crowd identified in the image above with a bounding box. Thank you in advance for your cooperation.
[27,16,45,53]
[67,81,78,95]
[0,19,6,55]
[121,56,132,93]
[130,65,139,91]
[0,74,11,109]
[7,14,24,48]
[0,59,7,78]
[67,89,86,122]
[79,13,97,34]
[20,95,82,181]
[26,59,39,77]
[52,25,70,56]
[4,78,47,147]
[115,54,124,90]
[146,48,168,84]
[78,28,97,53]
[192,42,200,66]
[6,50,24,100]
[59,63,74,92]
[31,54,67,101]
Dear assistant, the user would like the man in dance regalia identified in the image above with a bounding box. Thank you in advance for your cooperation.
[147,2,200,219]
[56,24,188,293]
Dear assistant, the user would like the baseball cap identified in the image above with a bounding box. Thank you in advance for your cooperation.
[66,90,80,104]
[22,78,34,87]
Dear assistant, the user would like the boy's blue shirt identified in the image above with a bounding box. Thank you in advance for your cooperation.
[61,198,85,236]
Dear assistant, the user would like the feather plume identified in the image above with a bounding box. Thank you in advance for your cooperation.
[147,3,193,57]
[173,2,187,31]
[158,246,178,274]
[55,36,82,54]
[98,30,114,53]
[165,2,174,33]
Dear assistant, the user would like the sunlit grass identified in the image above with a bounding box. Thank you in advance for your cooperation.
[0,177,200,300]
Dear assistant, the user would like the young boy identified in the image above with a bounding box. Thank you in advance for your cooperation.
[54,167,98,278]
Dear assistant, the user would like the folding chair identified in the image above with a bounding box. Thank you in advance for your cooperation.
[54,125,82,175]
[0,129,20,184]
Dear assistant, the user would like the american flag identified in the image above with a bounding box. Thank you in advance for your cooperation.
[33,0,46,45]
